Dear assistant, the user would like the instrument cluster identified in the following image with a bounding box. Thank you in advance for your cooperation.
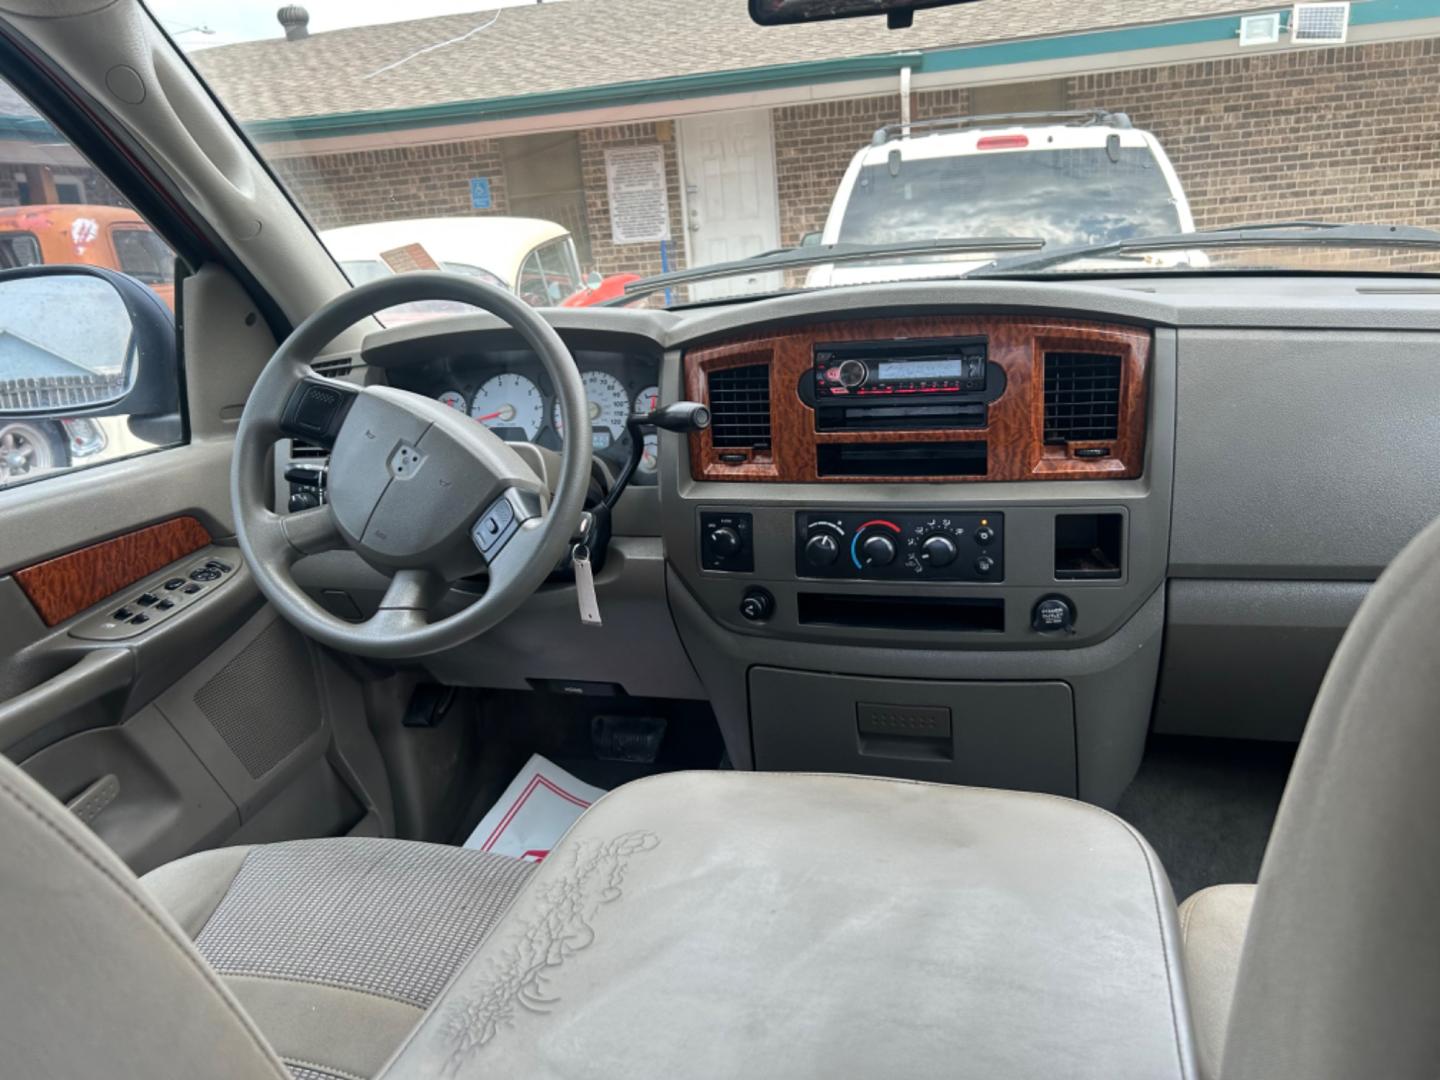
[420,348,660,482]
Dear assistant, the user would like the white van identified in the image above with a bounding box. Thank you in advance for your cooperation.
[809,109,1194,285]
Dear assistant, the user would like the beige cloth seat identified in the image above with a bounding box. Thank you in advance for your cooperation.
[1177,884,1255,1080]
[142,838,535,1080]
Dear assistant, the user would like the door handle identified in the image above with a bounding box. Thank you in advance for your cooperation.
[0,649,132,754]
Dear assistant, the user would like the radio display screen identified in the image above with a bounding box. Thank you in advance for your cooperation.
[876,358,963,382]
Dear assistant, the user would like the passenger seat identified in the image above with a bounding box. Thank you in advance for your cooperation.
[1178,884,1255,1080]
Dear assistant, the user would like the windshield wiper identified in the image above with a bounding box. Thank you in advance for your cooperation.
[622,237,1045,300]
[970,222,1440,277]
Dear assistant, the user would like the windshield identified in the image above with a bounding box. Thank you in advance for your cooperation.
[839,148,1183,248]
[145,0,1440,306]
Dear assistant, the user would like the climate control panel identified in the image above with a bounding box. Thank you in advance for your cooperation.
[794,511,1003,582]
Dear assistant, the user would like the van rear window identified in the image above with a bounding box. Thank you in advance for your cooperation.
[838,147,1183,249]
[0,232,42,270]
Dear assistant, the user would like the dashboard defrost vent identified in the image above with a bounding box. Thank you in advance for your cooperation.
[708,364,771,450]
[1044,352,1121,443]
[312,356,358,379]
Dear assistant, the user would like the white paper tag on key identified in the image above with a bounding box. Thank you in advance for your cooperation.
[572,543,602,626]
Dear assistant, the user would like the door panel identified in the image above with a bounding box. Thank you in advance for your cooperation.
[680,109,780,300]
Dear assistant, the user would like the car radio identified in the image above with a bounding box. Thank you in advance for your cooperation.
[808,338,1004,431]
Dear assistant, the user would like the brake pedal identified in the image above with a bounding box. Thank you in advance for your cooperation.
[591,714,667,763]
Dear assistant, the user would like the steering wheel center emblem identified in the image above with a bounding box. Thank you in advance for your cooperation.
[387,441,427,480]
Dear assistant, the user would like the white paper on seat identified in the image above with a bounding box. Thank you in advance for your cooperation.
[461,753,606,862]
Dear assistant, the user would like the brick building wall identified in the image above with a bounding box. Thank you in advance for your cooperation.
[579,121,687,279]
[260,35,1440,285]
[270,138,509,230]
[772,88,967,247]
[1068,37,1440,234]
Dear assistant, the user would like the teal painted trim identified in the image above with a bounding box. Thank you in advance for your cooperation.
[234,0,1440,141]
[0,116,61,142]
[248,52,923,140]
[922,0,1438,73]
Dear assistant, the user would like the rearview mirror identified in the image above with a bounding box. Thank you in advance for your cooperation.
[750,0,984,29]
[0,265,177,422]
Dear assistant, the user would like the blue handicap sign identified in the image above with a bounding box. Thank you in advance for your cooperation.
[469,177,492,210]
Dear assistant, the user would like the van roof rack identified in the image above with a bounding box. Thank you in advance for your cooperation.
[870,109,1132,146]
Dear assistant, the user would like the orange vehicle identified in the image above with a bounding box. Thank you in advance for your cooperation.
[0,203,175,309]
[0,204,174,482]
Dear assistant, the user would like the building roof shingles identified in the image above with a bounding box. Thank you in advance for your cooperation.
[190,0,1271,123]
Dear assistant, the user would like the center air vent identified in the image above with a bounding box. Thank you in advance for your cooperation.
[708,364,772,450]
[1043,352,1121,443]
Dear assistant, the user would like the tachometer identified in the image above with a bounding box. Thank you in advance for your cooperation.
[554,370,629,449]
[470,373,544,441]
[437,390,466,412]
[634,385,659,417]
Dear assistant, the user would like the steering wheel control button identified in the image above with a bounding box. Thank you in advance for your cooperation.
[700,511,754,572]
[472,492,529,560]
[1033,596,1077,634]
[794,512,1003,581]
[739,587,775,623]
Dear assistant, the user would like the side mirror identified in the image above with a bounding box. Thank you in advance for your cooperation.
[585,270,605,290]
[800,231,824,248]
[0,265,178,425]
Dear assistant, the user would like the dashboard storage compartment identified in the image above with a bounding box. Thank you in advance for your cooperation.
[749,668,1076,796]
[1055,512,1124,580]
[816,440,987,478]
[797,593,1004,632]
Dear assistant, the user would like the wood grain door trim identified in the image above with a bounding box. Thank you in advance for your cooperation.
[13,516,212,627]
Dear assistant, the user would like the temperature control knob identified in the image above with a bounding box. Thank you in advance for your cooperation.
[804,532,841,568]
[919,534,958,568]
[859,533,897,567]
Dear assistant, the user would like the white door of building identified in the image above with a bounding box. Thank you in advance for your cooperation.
[679,109,780,300]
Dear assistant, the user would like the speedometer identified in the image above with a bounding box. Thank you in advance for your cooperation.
[470,373,544,442]
[554,371,629,449]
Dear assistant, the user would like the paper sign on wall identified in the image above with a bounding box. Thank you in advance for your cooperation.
[605,144,671,245]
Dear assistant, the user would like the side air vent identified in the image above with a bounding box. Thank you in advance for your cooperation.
[707,364,772,450]
[1043,352,1121,443]
[312,356,358,378]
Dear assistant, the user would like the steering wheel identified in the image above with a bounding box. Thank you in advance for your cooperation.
[232,272,592,660]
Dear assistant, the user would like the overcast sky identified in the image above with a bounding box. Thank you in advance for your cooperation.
[145,0,569,49]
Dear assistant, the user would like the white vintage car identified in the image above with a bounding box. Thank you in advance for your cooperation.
[320,216,635,309]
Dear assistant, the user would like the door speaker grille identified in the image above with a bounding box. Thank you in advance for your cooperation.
[195,619,321,778]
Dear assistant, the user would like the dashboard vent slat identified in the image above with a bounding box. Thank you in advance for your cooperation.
[708,364,772,450]
[1044,352,1122,443]
[312,356,358,379]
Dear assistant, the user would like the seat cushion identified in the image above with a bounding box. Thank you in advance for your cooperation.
[143,837,534,1080]
[1178,884,1255,1080]
[379,771,1198,1080]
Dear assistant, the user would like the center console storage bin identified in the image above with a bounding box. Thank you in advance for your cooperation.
[749,668,1076,796]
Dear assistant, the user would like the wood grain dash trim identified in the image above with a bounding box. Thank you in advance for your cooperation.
[13,516,212,627]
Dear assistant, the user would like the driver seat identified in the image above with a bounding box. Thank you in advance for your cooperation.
[5,509,1440,1080]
